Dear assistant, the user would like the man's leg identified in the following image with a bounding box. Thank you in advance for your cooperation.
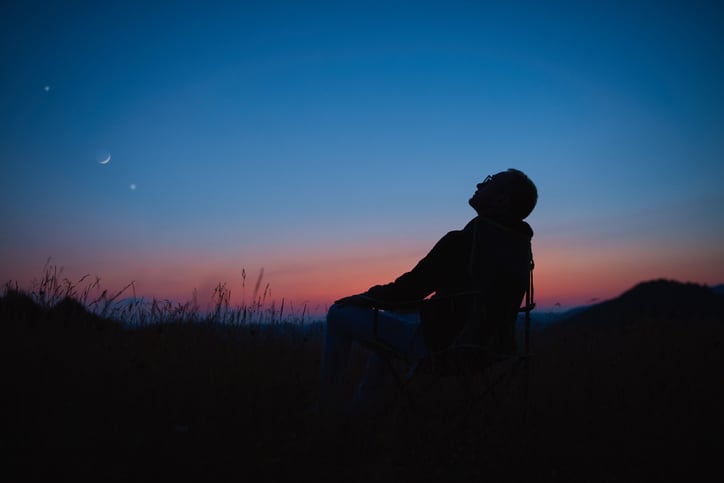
[319,303,427,413]
[351,310,427,412]
[319,303,361,411]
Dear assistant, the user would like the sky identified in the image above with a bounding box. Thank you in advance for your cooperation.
[2,0,723,318]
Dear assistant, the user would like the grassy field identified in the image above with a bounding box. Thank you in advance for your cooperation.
[2,273,722,482]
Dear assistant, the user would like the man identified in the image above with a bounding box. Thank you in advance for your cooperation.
[318,168,537,415]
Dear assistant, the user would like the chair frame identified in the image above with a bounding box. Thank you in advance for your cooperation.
[366,258,536,425]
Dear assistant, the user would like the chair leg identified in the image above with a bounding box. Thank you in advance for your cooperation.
[377,353,416,411]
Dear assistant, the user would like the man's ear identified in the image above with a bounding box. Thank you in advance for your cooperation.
[493,193,511,210]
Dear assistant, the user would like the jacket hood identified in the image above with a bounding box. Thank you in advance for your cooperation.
[474,216,534,240]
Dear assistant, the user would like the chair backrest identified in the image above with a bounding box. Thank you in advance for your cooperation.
[459,216,535,349]
[419,218,534,356]
[519,257,535,358]
[426,249,535,376]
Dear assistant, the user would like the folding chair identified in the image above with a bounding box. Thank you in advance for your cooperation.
[365,257,536,430]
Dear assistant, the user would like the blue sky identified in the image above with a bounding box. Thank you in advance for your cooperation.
[2,0,723,316]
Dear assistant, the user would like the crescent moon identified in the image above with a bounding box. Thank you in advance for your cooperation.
[98,154,111,165]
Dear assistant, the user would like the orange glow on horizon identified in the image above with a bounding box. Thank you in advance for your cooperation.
[5,236,722,318]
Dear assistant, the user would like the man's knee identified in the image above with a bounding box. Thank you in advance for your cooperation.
[326,303,373,333]
[326,302,344,324]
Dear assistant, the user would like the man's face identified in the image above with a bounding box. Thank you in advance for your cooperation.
[469,173,509,214]
[469,174,496,210]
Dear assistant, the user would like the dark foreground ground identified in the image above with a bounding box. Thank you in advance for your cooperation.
[1,280,723,482]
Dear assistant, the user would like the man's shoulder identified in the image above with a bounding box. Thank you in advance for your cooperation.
[440,222,475,242]
[427,225,472,254]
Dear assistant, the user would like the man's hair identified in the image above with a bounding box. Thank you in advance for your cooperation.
[501,168,537,220]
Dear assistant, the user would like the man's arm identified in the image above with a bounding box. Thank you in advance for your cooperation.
[363,230,462,303]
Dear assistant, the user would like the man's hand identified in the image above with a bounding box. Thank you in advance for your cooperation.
[334,293,422,311]
[333,293,378,307]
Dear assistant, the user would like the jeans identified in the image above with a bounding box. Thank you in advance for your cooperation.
[319,303,429,414]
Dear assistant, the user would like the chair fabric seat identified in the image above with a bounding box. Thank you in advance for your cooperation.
[368,254,535,410]
[418,344,517,378]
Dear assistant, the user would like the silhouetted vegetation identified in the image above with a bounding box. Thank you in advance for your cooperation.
[2,276,722,481]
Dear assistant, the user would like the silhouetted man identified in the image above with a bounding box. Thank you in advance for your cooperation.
[319,168,537,416]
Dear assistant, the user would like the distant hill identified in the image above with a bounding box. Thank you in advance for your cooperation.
[528,280,724,329]
[561,279,724,325]
[531,278,724,358]
[527,280,724,476]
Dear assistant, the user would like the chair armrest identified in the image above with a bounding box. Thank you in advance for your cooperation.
[334,294,422,311]
[519,302,536,312]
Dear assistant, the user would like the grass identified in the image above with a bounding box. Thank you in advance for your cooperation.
[2,265,721,481]
[11,260,316,326]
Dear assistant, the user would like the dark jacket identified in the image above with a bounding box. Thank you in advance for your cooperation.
[365,216,533,352]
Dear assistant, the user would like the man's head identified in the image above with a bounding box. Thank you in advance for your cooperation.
[469,168,537,220]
